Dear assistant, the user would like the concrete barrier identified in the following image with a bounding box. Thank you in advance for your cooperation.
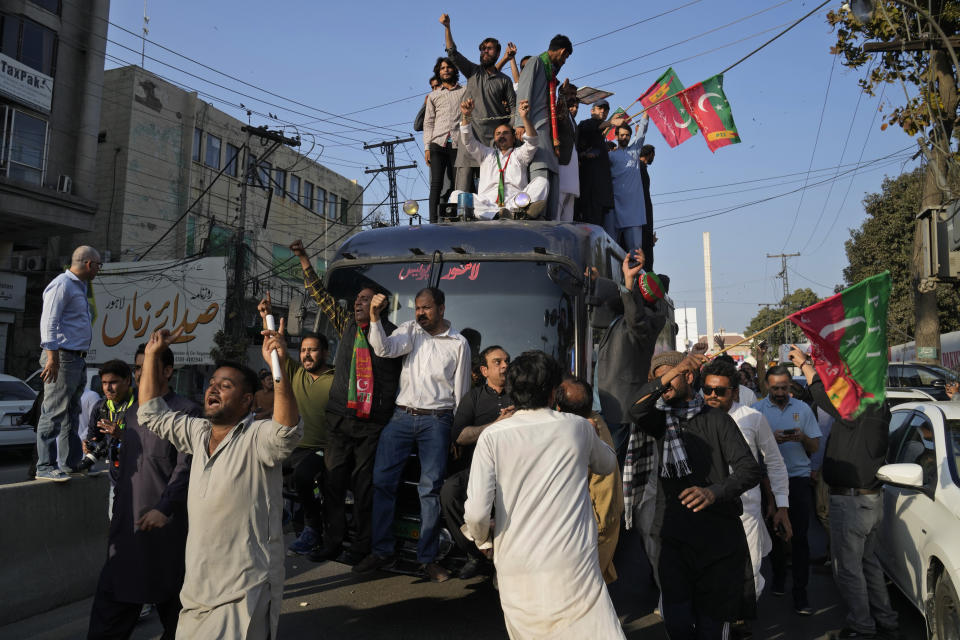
[0,472,110,626]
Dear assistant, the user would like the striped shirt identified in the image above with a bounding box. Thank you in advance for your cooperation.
[423,83,465,148]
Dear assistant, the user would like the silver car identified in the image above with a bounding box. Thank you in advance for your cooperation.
[0,374,38,449]
[878,401,960,640]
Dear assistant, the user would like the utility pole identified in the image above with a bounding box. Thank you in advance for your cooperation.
[230,125,299,341]
[364,137,416,226]
[768,252,800,346]
[703,232,715,349]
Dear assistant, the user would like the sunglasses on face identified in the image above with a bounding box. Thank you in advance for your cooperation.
[702,385,730,397]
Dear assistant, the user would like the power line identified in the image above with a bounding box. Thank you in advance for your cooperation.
[574,1,705,46]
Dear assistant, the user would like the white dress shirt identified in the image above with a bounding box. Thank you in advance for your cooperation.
[368,318,471,412]
[458,123,538,208]
[729,401,789,508]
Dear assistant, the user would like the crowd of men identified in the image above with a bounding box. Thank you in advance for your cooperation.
[28,240,905,640]
[417,14,656,257]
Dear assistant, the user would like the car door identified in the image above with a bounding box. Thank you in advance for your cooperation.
[883,410,940,607]
[881,409,914,586]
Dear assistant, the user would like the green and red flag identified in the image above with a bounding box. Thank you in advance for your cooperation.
[639,68,698,148]
[678,74,741,152]
[788,272,891,419]
[605,107,631,142]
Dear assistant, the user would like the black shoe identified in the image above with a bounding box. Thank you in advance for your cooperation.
[875,625,902,640]
[730,620,753,640]
[771,581,786,597]
[834,628,877,639]
[794,592,813,616]
[308,545,341,563]
[352,553,394,574]
[458,557,484,580]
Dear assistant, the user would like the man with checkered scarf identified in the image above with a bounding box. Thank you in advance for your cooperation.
[625,350,761,640]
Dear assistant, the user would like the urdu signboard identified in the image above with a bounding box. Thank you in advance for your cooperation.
[88,258,227,365]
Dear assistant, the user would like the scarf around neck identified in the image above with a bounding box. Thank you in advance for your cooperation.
[346,325,374,419]
[654,394,703,479]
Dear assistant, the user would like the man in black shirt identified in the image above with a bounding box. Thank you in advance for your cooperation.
[440,345,511,579]
[629,351,761,640]
[789,347,899,640]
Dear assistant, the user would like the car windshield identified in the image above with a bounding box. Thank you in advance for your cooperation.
[0,381,37,401]
[327,260,578,367]
[925,365,959,383]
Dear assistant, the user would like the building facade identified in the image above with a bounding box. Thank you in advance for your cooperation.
[0,0,110,375]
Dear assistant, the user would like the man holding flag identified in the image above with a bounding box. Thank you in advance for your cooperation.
[787,272,900,639]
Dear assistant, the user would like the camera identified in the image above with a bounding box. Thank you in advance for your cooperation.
[77,436,110,471]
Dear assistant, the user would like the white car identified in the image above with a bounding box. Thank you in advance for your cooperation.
[878,401,960,639]
[0,374,38,449]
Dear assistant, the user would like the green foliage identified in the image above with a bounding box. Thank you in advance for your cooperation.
[210,329,249,364]
[842,168,960,344]
[826,1,960,138]
[745,288,822,346]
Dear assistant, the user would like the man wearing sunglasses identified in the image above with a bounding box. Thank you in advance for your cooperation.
[700,359,791,610]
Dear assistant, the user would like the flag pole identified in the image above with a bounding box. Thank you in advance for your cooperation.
[711,315,793,358]
[630,314,793,407]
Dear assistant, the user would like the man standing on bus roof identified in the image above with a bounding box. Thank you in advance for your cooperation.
[355,287,471,583]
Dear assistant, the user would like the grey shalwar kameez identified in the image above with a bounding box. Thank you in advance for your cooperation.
[138,397,303,640]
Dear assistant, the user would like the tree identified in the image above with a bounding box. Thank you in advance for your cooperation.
[828,1,960,363]
[843,168,960,344]
[745,288,822,346]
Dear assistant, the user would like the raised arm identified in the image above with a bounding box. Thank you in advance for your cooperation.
[367,293,414,358]
[458,98,487,162]
[439,13,455,52]
[255,317,303,465]
[289,239,348,336]
[138,328,201,454]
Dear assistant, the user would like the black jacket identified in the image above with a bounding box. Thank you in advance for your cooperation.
[809,374,888,490]
[628,380,761,522]
[597,289,667,425]
[326,317,402,425]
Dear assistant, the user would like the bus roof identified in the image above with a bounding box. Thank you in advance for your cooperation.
[330,220,618,270]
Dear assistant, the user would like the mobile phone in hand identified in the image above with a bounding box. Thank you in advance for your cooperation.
[782,428,798,436]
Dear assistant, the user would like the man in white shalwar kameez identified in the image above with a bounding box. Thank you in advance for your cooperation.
[450,98,547,219]
[701,358,791,597]
[464,350,623,639]
[137,322,302,639]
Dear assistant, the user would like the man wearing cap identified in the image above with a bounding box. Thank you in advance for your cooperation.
[596,249,667,466]
[575,100,618,226]
[627,350,761,639]
[607,114,650,253]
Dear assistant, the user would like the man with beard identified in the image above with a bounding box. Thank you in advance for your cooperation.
[607,115,650,252]
[287,240,402,565]
[423,57,463,223]
[699,358,791,606]
[450,98,543,219]
[87,345,200,640]
[629,351,760,640]
[754,365,820,616]
[515,34,574,219]
[355,287,471,583]
[575,100,618,226]
[440,13,515,192]
[259,292,334,557]
[136,321,302,639]
[464,351,622,638]
[440,345,512,580]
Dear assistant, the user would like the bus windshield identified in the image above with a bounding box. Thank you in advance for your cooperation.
[327,260,578,368]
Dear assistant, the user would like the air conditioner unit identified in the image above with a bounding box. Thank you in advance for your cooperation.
[57,175,72,194]
[25,256,45,272]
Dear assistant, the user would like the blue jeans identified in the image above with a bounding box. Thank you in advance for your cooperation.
[830,493,898,633]
[35,350,85,473]
[371,409,452,563]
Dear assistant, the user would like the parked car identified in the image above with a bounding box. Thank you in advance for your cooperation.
[887,362,959,400]
[877,401,960,639]
[886,388,937,408]
[0,374,38,449]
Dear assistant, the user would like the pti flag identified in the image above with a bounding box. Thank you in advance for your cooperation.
[679,74,741,152]
[788,272,891,419]
[605,107,631,142]
[639,68,698,148]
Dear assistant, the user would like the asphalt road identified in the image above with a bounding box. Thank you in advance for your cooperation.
[2,527,927,640]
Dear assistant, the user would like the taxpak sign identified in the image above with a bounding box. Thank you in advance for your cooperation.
[88,258,227,365]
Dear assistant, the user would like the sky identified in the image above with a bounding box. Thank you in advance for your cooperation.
[104,0,920,336]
